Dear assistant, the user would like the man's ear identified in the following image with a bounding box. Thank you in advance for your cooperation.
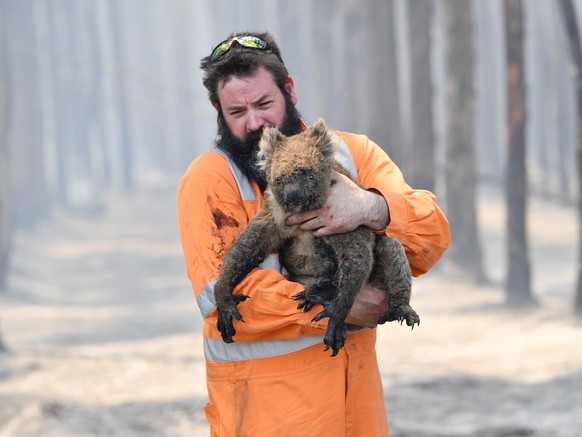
[212,101,220,111]
[284,77,298,106]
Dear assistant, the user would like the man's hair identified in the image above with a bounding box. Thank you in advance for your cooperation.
[200,31,291,106]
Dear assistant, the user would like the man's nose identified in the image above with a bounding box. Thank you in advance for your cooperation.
[246,110,264,132]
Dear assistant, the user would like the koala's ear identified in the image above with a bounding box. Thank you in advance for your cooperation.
[257,125,283,173]
[309,118,337,161]
[309,118,328,140]
[259,125,283,158]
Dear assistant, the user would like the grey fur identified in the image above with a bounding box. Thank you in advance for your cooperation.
[214,118,419,356]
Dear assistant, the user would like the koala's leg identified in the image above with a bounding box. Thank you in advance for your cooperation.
[313,235,374,356]
[372,236,420,328]
[214,213,281,343]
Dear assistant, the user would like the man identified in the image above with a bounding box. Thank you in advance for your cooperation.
[178,31,450,437]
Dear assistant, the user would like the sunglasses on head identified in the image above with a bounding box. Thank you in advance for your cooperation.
[210,35,269,61]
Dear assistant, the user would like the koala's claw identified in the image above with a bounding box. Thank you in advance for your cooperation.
[323,318,348,357]
[378,304,420,329]
[291,291,305,301]
[311,307,331,323]
[291,291,315,312]
[216,294,250,343]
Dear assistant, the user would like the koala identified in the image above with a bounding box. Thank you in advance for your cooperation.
[214,118,420,356]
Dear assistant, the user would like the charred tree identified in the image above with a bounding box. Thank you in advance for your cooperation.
[559,0,582,317]
[6,0,51,227]
[0,0,9,291]
[407,0,435,192]
[364,0,403,163]
[109,0,134,190]
[340,0,365,133]
[0,112,8,290]
[310,0,339,126]
[47,3,101,211]
[504,0,536,307]
[443,0,487,283]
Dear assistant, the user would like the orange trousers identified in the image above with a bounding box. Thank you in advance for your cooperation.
[204,329,389,437]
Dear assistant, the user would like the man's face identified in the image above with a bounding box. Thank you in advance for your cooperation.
[216,66,297,141]
[214,66,301,191]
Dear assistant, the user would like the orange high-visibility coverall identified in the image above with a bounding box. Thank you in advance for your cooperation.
[177,130,450,437]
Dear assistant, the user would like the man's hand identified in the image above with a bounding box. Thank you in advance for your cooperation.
[345,282,389,329]
[285,171,390,237]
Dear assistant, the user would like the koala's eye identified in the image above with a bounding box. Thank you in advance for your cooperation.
[274,177,283,185]
[307,173,315,181]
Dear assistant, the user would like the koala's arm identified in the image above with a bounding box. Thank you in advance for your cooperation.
[177,152,328,341]
[215,207,282,294]
[336,131,451,276]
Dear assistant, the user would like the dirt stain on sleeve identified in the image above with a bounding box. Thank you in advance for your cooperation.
[212,208,240,230]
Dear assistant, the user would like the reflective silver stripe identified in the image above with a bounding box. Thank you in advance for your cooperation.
[215,150,258,201]
[333,134,358,178]
[204,335,325,362]
[197,254,286,319]
[259,253,288,275]
[197,279,217,319]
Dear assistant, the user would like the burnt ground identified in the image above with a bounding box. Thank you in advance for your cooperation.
[0,183,580,437]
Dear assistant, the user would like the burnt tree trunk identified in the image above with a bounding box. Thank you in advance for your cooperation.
[109,0,134,190]
[7,0,51,226]
[559,0,582,317]
[0,0,9,292]
[364,0,403,163]
[443,0,487,283]
[408,0,435,192]
[504,0,536,307]
[0,0,8,351]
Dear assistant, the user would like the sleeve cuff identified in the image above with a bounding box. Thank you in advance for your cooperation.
[376,190,409,240]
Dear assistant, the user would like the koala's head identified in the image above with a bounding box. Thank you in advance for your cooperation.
[258,118,338,213]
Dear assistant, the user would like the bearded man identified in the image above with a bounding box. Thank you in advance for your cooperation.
[177,31,450,437]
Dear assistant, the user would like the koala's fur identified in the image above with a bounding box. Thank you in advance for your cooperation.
[214,118,419,356]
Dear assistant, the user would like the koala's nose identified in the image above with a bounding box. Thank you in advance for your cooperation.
[286,189,300,201]
[284,187,303,208]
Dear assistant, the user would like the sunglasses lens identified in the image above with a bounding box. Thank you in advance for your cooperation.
[238,36,267,49]
[211,42,232,60]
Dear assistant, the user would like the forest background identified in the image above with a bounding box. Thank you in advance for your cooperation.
[0,1,581,436]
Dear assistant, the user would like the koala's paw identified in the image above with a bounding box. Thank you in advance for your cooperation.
[216,293,250,343]
[378,304,420,329]
[291,291,313,312]
[323,318,348,357]
[291,279,337,313]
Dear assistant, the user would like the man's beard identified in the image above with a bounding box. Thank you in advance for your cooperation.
[216,95,303,192]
